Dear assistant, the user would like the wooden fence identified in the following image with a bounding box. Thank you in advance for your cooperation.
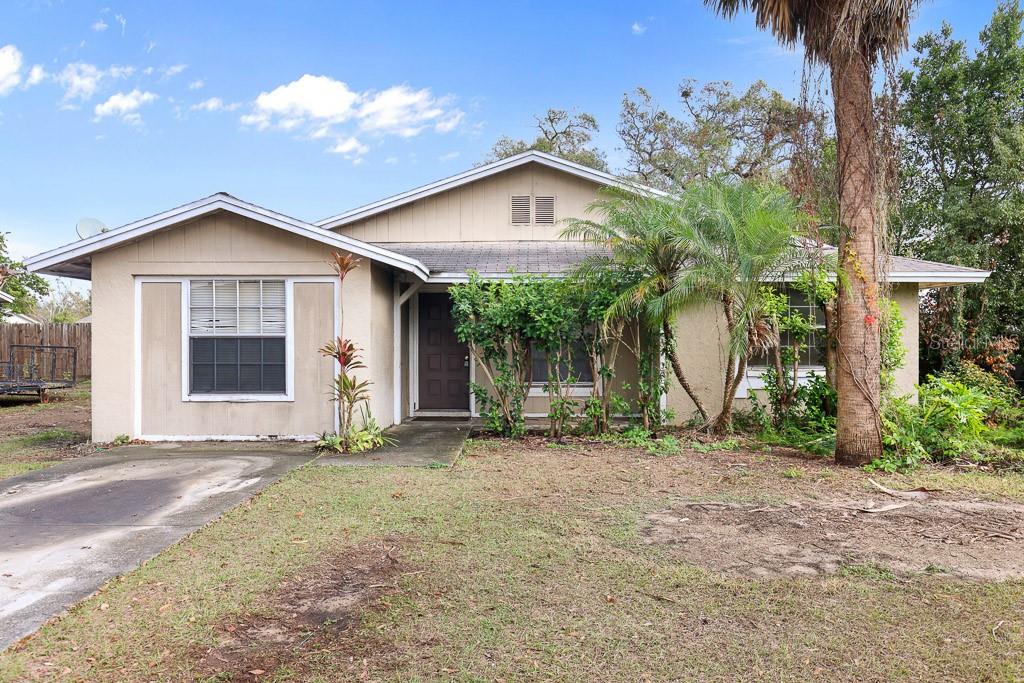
[0,323,91,379]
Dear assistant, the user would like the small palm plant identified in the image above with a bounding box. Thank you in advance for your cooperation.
[672,179,803,432]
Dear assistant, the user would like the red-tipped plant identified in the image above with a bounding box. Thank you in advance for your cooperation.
[318,252,371,451]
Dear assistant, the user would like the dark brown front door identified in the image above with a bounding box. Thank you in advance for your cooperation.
[418,293,470,410]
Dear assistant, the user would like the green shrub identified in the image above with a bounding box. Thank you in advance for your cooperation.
[315,410,395,455]
[873,363,1023,472]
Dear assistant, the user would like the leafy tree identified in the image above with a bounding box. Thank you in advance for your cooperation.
[706,0,921,466]
[563,188,710,423]
[618,81,822,190]
[486,109,608,171]
[672,179,803,432]
[450,274,539,437]
[895,1,1024,377]
[30,281,91,323]
[0,232,49,315]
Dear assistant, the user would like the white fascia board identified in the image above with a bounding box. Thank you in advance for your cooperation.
[427,269,992,285]
[24,194,430,281]
[316,150,670,229]
[0,290,13,304]
[888,270,991,284]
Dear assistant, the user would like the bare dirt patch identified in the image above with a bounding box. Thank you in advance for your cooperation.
[0,393,90,442]
[645,490,1024,580]
[194,540,403,681]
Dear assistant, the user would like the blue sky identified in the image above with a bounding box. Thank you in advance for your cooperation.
[0,0,1003,266]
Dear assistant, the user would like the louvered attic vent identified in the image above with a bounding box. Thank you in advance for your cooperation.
[511,195,531,224]
[534,196,555,224]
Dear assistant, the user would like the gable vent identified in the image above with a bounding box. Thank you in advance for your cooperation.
[534,196,555,224]
[511,195,531,225]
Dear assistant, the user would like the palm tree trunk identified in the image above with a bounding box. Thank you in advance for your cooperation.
[831,49,884,466]
[662,320,709,423]
[713,355,747,433]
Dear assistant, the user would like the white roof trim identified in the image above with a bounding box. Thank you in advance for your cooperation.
[427,269,992,285]
[0,290,13,304]
[315,150,670,229]
[890,270,991,285]
[24,193,430,281]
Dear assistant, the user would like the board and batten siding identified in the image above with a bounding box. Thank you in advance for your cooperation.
[334,162,604,243]
[90,210,396,442]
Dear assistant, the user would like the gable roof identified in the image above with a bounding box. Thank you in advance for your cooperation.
[315,150,670,230]
[24,193,431,281]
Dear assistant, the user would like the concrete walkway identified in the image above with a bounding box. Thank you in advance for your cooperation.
[0,444,313,650]
[317,420,469,467]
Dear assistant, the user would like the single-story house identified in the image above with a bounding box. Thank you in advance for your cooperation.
[0,290,40,324]
[25,151,990,442]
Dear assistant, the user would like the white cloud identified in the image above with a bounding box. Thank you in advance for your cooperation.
[438,151,460,162]
[108,65,134,79]
[57,62,134,102]
[631,21,647,35]
[91,19,108,32]
[163,63,187,77]
[384,156,399,165]
[188,79,204,90]
[0,45,23,96]
[330,136,369,156]
[242,74,360,130]
[114,13,127,35]
[435,110,464,133]
[93,89,157,124]
[190,96,239,112]
[357,85,447,137]
[26,64,47,87]
[241,74,464,162]
[146,40,157,53]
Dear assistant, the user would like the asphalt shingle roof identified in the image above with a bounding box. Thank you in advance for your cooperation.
[374,241,607,275]
[374,240,990,280]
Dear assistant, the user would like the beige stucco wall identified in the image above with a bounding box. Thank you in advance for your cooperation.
[90,210,397,441]
[336,162,603,242]
[368,263,395,424]
[665,283,921,423]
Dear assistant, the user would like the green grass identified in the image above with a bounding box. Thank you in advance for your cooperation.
[0,461,56,480]
[0,428,89,481]
[1,444,1022,682]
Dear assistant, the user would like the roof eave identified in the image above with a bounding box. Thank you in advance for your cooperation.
[24,194,430,282]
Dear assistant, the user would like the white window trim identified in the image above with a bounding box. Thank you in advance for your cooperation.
[736,366,827,399]
[181,278,295,403]
[132,275,340,439]
[527,382,594,398]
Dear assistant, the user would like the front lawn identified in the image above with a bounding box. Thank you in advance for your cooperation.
[1,438,1022,681]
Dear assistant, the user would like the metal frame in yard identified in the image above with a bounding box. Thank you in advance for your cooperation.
[0,344,78,400]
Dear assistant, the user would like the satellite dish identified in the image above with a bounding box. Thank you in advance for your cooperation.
[76,217,108,239]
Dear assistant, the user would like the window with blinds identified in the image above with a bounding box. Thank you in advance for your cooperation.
[188,279,287,394]
[511,195,531,224]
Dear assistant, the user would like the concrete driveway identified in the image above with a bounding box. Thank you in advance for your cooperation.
[0,443,313,650]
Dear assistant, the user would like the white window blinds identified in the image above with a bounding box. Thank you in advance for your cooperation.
[189,279,286,335]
